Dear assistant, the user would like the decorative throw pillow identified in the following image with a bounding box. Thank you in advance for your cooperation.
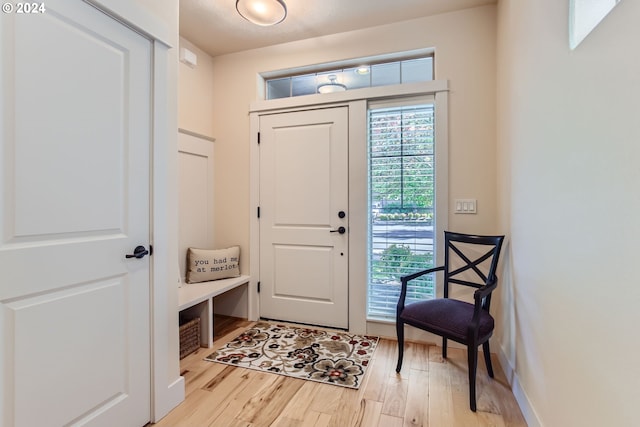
[186,246,240,283]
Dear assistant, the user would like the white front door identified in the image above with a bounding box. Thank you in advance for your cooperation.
[259,107,349,329]
[1,2,152,426]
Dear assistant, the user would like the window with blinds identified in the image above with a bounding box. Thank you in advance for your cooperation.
[367,102,436,320]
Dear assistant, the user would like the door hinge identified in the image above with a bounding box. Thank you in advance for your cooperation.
[257,206,260,218]
[257,132,261,144]
[257,281,261,293]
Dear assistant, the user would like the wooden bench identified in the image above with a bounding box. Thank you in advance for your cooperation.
[178,275,250,347]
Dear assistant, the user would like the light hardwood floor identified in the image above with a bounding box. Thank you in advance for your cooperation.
[151,317,527,427]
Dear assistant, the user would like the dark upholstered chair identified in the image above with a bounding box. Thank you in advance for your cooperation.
[396,231,505,411]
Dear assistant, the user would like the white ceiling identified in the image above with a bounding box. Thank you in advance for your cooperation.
[179,0,497,57]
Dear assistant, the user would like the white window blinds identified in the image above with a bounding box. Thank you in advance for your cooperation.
[367,101,436,320]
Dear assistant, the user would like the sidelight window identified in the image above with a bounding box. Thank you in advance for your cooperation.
[367,100,436,320]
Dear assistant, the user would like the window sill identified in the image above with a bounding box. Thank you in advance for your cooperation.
[366,316,395,325]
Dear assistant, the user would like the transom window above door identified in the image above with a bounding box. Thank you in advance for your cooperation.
[264,52,434,100]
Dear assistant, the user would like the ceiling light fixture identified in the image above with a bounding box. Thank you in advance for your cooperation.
[355,66,370,75]
[317,75,347,94]
[236,0,287,26]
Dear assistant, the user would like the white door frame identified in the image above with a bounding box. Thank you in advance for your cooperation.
[87,1,187,420]
[91,3,186,421]
[249,80,449,335]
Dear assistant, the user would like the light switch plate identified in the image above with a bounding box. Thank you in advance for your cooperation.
[454,199,477,214]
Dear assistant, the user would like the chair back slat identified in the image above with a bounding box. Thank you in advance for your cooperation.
[443,231,504,299]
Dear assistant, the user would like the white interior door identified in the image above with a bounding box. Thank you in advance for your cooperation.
[259,107,349,329]
[0,2,152,426]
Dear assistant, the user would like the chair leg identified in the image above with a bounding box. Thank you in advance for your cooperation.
[483,342,494,378]
[442,337,448,359]
[396,320,404,373]
[467,346,478,412]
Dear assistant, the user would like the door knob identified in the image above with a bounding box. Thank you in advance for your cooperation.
[126,245,149,259]
[338,211,346,218]
[329,226,346,234]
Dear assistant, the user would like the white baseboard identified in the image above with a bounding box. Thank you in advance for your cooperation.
[152,376,185,423]
[497,345,542,427]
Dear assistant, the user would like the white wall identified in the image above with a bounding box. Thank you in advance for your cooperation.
[496,0,640,425]
[177,37,216,280]
[178,37,216,138]
[209,5,499,341]
[211,5,498,281]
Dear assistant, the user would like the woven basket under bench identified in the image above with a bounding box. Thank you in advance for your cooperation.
[179,317,201,359]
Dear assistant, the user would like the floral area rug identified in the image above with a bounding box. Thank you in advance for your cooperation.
[205,321,379,389]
